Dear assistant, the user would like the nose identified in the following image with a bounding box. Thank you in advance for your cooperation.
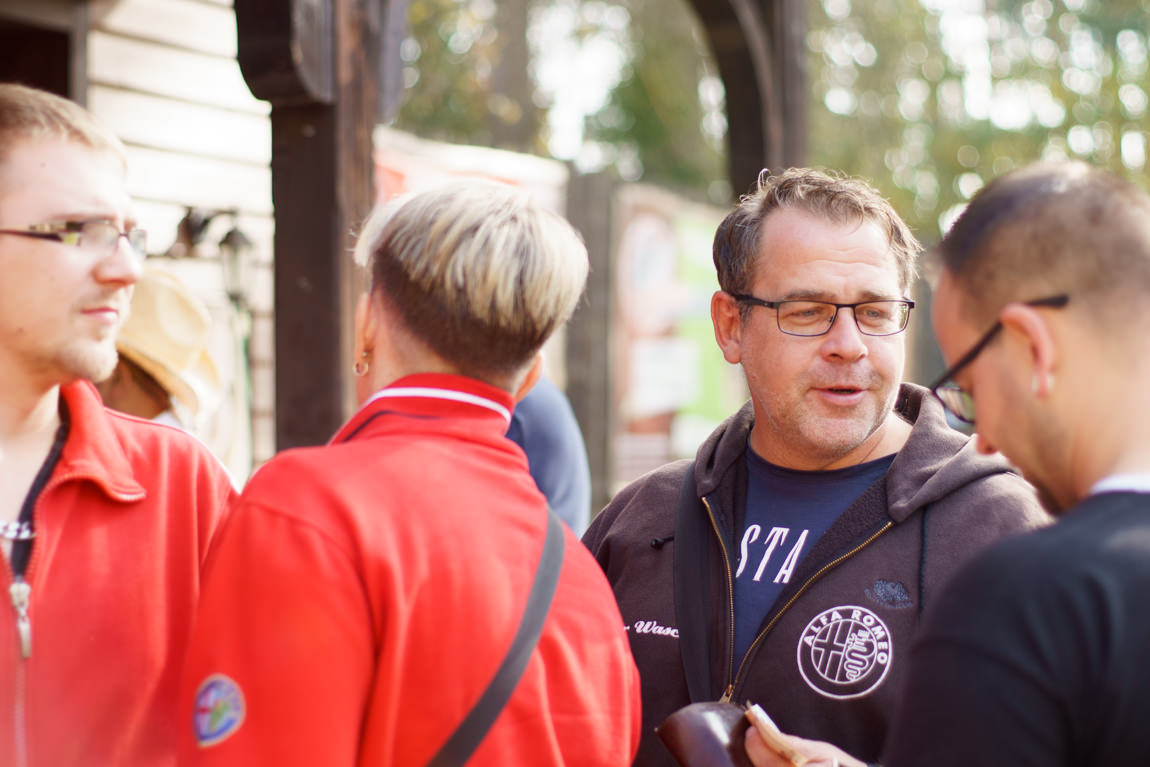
[819,306,868,361]
[93,235,144,286]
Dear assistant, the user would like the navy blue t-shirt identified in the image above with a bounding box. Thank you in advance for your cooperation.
[732,447,895,662]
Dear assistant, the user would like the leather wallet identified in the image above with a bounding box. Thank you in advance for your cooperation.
[655,701,754,767]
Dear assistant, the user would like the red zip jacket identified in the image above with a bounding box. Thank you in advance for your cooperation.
[180,373,641,766]
[0,381,235,767]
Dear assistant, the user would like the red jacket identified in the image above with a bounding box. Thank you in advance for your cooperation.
[0,381,235,767]
[181,374,641,766]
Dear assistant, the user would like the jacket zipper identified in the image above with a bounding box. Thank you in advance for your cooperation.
[9,578,31,659]
[722,520,895,702]
[6,471,63,767]
[700,497,738,702]
[5,559,31,767]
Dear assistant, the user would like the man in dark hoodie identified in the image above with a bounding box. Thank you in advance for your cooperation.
[582,167,1049,767]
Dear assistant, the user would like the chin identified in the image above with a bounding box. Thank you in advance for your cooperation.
[61,346,120,384]
[800,423,878,463]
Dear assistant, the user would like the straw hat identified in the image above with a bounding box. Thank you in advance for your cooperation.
[116,266,221,416]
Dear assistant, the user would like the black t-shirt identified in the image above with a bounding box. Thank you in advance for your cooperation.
[885,491,1150,767]
[732,448,894,662]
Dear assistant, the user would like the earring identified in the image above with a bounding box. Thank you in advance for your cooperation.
[354,352,369,377]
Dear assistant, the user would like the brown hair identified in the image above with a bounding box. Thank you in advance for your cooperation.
[713,168,921,299]
[936,160,1150,326]
[0,84,125,164]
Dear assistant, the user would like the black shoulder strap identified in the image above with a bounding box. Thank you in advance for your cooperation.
[426,509,566,767]
[671,460,715,702]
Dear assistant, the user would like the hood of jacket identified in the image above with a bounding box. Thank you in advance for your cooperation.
[692,382,1020,524]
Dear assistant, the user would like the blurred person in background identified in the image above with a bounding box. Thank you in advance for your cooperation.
[507,373,593,535]
[96,264,221,430]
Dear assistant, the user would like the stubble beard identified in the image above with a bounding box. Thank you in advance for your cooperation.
[767,385,896,466]
[58,340,120,385]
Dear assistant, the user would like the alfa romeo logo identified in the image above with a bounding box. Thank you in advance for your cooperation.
[796,605,892,699]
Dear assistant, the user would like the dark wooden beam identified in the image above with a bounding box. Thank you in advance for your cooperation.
[566,171,617,516]
[685,0,806,197]
[236,0,404,449]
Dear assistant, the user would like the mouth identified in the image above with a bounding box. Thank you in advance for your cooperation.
[813,384,869,406]
[82,306,122,325]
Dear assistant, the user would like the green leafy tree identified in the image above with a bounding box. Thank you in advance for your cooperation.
[583,0,728,202]
[807,0,1150,244]
[394,0,547,153]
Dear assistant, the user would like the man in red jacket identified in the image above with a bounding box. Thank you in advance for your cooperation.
[0,84,235,766]
[181,184,642,765]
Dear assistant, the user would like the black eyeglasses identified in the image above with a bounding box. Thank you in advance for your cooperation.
[728,293,915,337]
[0,219,148,261]
[929,294,1069,424]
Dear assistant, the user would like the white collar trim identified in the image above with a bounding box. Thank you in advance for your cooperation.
[1089,473,1150,495]
[364,386,511,423]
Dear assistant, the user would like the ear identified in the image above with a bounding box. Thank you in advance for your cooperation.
[711,290,744,364]
[354,292,378,360]
[513,353,544,403]
[999,302,1058,397]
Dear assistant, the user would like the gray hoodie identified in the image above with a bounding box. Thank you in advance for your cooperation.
[583,383,1050,766]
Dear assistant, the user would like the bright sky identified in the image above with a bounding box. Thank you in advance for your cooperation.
[530,1,630,162]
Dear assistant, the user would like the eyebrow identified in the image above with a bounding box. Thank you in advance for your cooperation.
[43,211,137,228]
[776,288,903,302]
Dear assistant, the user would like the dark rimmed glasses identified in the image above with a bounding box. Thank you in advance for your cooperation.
[728,293,915,337]
[929,294,1069,424]
[0,219,148,261]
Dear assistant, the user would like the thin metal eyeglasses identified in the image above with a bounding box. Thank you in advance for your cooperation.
[728,292,915,337]
[929,294,1069,424]
[0,219,148,260]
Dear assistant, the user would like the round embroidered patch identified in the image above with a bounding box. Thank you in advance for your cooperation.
[193,673,246,747]
[796,605,892,699]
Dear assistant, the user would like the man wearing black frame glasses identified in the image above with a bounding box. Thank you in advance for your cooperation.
[583,167,1049,767]
[928,294,1069,425]
[877,162,1150,767]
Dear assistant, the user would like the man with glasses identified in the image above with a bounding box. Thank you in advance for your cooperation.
[874,161,1150,765]
[583,167,1048,766]
[0,84,234,765]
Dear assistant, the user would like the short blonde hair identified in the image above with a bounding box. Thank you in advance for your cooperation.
[355,184,589,380]
[0,84,125,165]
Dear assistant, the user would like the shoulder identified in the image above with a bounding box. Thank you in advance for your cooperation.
[924,515,1115,637]
[240,444,342,504]
[583,459,690,551]
[103,408,233,487]
[507,379,582,448]
[945,464,1049,528]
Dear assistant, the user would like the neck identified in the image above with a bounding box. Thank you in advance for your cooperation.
[1059,327,1150,504]
[751,409,912,472]
[1070,433,1150,504]
[0,375,65,530]
[0,375,62,446]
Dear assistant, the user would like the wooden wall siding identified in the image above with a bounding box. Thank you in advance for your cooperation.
[88,0,239,58]
[88,86,271,164]
[120,145,271,213]
[87,32,265,112]
[84,0,275,479]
